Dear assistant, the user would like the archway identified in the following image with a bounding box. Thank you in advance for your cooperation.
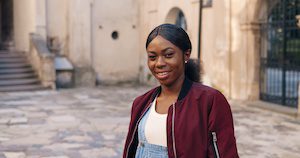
[165,7,187,30]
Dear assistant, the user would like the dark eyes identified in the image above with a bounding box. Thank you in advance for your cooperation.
[165,52,174,58]
[147,52,174,60]
[148,54,156,60]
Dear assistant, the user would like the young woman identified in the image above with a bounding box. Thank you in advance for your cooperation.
[123,24,239,158]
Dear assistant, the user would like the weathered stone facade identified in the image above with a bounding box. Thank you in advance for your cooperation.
[5,0,296,102]
[12,0,139,86]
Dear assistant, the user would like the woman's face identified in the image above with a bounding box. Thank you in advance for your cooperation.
[146,35,190,87]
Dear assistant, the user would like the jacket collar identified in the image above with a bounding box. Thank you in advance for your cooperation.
[178,77,193,101]
[150,77,193,102]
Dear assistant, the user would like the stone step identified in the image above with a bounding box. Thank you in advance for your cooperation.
[0,67,33,74]
[0,57,27,63]
[0,53,25,58]
[0,50,45,92]
[0,63,30,69]
[0,78,39,86]
[0,84,46,92]
[0,50,9,54]
[0,73,36,79]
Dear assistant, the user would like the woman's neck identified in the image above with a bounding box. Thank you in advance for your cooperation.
[160,75,185,99]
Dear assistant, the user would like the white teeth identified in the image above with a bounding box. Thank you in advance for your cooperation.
[157,72,168,76]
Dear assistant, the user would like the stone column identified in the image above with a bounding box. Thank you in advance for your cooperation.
[35,0,47,40]
[240,22,261,100]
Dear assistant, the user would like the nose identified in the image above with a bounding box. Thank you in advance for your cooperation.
[156,56,166,68]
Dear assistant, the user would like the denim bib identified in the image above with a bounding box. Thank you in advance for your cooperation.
[135,106,168,158]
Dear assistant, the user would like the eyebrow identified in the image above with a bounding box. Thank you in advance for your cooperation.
[147,47,174,54]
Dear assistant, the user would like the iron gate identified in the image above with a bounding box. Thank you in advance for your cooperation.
[260,0,300,107]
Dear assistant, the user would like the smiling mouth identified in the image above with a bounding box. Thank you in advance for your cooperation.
[156,71,170,79]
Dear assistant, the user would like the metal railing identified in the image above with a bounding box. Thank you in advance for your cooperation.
[260,0,300,107]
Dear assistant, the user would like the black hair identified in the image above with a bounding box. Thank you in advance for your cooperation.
[145,24,201,82]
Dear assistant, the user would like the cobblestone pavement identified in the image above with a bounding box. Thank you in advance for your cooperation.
[0,85,300,158]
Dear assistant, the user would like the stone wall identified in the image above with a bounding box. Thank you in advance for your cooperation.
[45,0,139,86]
[11,0,276,95]
[91,0,139,84]
[13,0,140,87]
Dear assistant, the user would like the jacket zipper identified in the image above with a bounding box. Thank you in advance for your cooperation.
[172,103,177,158]
[212,132,220,158]
[125,105,151,158]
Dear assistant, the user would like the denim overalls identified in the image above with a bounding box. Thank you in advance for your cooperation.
[135,104,169,158]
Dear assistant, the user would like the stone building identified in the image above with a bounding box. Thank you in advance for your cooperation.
[1,0,140,87]
[198,0,300,108]
[0,0,299,108]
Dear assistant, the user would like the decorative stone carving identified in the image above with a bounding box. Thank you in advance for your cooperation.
[47,36,62,55]
[240,22,260,32]
[296,15,300,28]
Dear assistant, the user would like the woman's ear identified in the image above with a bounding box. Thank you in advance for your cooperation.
[184,49,191,62]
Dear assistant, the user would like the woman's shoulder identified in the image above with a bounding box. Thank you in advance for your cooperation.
[191,82,222,96]
[189,82,229,103]
[190,82,230,109]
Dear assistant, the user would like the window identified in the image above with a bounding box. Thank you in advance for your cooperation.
[202,0,213,8]
[175,11,187,30]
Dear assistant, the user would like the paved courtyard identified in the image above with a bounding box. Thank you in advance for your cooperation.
[0,85,300,158]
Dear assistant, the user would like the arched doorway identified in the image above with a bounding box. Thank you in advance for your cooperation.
[260,0,300,107]
[0,0,13,50]
[165,7,187,30]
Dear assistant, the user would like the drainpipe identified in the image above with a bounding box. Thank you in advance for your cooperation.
[297,15,300,117]
[90,1,94,69]
[198,0,203,59]
[228,0,232,98]
[298,84,300,118]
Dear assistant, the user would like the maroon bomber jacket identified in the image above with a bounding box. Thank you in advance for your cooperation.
[123,78,239,158]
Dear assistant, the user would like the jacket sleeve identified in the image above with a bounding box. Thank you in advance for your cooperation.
[123,99,138,158]
[207,90,239,158]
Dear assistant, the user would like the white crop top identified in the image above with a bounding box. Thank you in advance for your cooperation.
[144,97,168,147]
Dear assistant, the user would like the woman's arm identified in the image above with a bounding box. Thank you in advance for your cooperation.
[207,91,239,158]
